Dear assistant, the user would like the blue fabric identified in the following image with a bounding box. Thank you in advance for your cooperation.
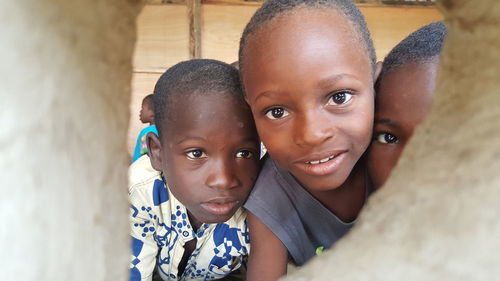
[130,237,145,281]
[132,125,158,163]
[152,179,169,206]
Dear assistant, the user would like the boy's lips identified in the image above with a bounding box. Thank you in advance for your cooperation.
[200,198,239,216]
[294,151,347,176]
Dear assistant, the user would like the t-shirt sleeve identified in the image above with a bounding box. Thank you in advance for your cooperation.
[132,126,159,163]
[132,132,144,163]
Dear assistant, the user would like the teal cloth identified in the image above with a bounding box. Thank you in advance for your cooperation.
[132,125,158,163]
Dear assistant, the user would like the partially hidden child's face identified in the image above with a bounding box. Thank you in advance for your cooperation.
[242,9,375,191]
[367,62,437,189]
[159,94,260,226]
[139,100,154,124]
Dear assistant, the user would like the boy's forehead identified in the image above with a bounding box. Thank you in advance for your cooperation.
[248,12,368,66]
[376,62,437,123]
[242,12,372,102]
[162,95,256,146]
[244,8,368,67]
[169,90,239,108]
[166,92,249,127]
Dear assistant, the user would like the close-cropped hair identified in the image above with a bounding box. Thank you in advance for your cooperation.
[377,21,447,87]
[238,0,377,77]
[142,94,154,109]
[152,59,244,138]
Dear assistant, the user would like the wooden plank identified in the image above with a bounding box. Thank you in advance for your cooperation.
[133,67,169,74]
[133,5,190,69]
[201,4,442,63]
[187,0,202,58]
[201,0,435,6]
[360,6,443,60]
[145,0,186,4]
[201,4,258,63]
[202,0,262,6]
[146,0,435,6]
[380,0,435,5]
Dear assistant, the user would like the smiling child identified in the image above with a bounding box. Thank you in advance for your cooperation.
[367,21,447,189]
[129,59,260,281]
[238,0,381,279]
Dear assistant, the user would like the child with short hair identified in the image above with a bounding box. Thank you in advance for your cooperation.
[129,59,260,281]
[238,0,382,279]
[367,21,447,189]
[132,94,158,163]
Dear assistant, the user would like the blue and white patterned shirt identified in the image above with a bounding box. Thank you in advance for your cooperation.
[129,156,250,281]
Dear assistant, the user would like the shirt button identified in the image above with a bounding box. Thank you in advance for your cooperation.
[182,231,190,237]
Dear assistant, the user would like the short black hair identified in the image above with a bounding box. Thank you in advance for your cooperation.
[377,21,447,86]
[142,94,154,110]
[153,59,244,138]
[238,0,376,78]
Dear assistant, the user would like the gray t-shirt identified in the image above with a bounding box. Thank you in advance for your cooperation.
[244,156,354,266]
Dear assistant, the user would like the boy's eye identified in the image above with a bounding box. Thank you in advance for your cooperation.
[265,107,289,120]
[375,132,399,144]
[236,150,254,159]
[327,91,353,106]
[186,149,207,159]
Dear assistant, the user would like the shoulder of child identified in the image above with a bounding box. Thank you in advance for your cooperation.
[128,154,161,194]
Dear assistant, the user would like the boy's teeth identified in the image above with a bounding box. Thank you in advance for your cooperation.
[306,155,335,165]
[319,156,330,163]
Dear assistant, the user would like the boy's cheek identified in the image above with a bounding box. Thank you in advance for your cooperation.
[242,162,260,184]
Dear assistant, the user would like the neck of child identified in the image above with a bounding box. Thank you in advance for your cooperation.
[307,162,367,223]
[187,211,202,231]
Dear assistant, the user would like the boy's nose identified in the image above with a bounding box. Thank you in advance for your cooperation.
[293,111,334,147]
[205,159,240,190]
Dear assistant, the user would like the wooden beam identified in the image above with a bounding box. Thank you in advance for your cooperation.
[201,0,435,6]
[133,67,168,74]
[145,0,435,6]
[145,0,186,4]
[202,0,262,6]
[187,0,202,58]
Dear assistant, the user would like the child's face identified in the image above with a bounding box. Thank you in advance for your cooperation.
[367,62,437,189]
[149,93,260,227]
[242,9,375,191]
[139,100,154,124]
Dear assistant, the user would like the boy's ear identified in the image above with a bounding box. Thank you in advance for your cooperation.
[146,132,163,172]
[374,61,383,81]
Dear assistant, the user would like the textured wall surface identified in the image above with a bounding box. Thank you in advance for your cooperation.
[284,0,500,280]
[0,0,140,280]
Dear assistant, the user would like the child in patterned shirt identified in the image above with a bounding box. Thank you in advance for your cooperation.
[129,59,260,281]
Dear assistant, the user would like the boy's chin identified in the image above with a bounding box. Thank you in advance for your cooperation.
[199,213,236,225]
[293,171,351,192]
